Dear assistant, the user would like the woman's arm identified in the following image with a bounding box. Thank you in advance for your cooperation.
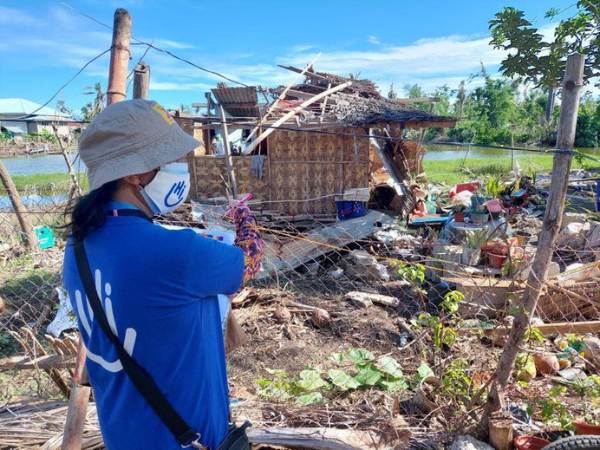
[229,204,264,284]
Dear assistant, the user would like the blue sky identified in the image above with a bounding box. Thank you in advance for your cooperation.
[0,0,574,117]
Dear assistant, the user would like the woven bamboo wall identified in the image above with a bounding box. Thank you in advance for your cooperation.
[189,156,269,200]
[189,128,370,215]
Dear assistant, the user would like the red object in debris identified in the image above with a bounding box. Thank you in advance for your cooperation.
[449,181,480,198]
[454,212,465,222]
[487,253,507,269]
[413,200,427,217]
[484,198,503,214]
[573,420,600,435]
[513,435,550,450]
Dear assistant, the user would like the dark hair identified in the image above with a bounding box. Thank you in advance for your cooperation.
[65,180,120,241]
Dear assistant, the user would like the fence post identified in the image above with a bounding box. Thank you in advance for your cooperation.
[219,104,238,198]
[62,8,132,450]
[133,62,150,99]
[0,160,36,250]
[485,53,585,423]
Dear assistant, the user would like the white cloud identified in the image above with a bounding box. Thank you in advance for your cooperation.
[140,38,195,50]
[368,35,380,45]
[0,6,39,25]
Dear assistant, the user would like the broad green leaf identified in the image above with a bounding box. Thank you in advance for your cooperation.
[354,364,383,386]
[328,369,361,391]
[417,362,435,380]
[297,369,328,391]
[376,356,403,378]
[296,391,323,406]
[329,352,345,364]
[346,348,375,364]
[379,378,408,392]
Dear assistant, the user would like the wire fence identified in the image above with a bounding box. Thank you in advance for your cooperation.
[1,174,599,447]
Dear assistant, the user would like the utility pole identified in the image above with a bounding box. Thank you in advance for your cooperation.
[62,8,132,450]
[106,9,131,106]
[484,53,585,428]
[133,62,150,99]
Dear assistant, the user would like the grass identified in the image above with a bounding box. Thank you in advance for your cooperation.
[422,154,594,185]
[0,173,88,194]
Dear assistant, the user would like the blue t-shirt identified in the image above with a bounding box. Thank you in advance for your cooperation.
[62,204,244,450]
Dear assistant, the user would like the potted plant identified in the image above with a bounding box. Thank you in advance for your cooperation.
[470,194,489,224]
[461,229,487,266]
[453,205,466,222]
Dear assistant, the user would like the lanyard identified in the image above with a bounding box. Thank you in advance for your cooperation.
[106,208,153,222]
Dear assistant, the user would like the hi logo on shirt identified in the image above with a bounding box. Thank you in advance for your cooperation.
[164,180,186,207]
[70,269,138,373]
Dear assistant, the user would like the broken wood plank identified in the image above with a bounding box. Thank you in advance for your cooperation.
[345,291,400,308]
[247,427,386,450]
[244,53,321,147]
[487,320,600,337]
[244,81,352,154]
[0,354,75,371]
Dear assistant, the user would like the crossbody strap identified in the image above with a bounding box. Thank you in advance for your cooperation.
[73,239,202,448]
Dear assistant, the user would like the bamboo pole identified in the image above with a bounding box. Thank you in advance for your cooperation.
[133,62,150,99]
[62,9,132,450]
[219,104,238,198]
[106,9,131,106]
[244,53,321,147]
[484,53,585,427]
[244,81,351,155]
[0,160,36,249]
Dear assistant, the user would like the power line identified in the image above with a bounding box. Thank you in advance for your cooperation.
[13,48,112,120]
[62,2,248,87]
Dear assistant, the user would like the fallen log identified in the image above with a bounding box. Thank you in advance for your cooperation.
[247,427,388,450]
[486,320,600,338]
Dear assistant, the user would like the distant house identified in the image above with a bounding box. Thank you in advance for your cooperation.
[0,98,76,137]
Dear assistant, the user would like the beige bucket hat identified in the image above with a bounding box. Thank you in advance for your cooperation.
[79,99,200,191]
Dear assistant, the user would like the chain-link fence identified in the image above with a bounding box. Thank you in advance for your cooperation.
[1,169,599,448]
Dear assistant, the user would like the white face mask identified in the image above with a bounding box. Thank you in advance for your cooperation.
[140,163,190,215]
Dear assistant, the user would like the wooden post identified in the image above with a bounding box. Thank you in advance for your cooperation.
[133,62,150,99]
[219,104,238,198]
[0,161,36,249]
[62,9,132,450]
[51,125,81,201]
[485,53,585,424]
[106,9,132,106]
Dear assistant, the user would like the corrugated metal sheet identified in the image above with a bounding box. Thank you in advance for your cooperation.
[211,86,259,117]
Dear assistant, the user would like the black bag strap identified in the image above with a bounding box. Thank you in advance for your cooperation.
[73,239,202,448]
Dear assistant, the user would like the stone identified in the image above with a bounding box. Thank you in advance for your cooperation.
[558,367,587,381]
[344,250,389,282]
[449,435,494,450]
[533,352,560,375]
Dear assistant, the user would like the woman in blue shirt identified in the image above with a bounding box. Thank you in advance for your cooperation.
[63,99,262,450]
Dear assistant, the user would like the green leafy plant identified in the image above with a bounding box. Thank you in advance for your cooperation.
[523,327,545,344]
[485,175,504,198]
[536,386,573,430]
[390,261,425,286]
[256,348,409,405]
[441,290,465,315]
[440,359,473,406]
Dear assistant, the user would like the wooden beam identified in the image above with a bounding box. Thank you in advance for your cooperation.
[244,82,351,155]
[403,119,457,129]
[247,427,390,450]
[487,321,600,337]
[0,354,75,371]
[0,160,36,249]
[219,104,238,198]
[244,54,321,147]
[106,9,131,105]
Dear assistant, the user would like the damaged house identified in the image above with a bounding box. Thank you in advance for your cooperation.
[175,66,456,217]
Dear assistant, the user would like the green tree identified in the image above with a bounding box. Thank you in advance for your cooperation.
[81,83,105,122]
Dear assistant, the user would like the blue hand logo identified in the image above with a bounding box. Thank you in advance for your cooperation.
[164,181,186,207]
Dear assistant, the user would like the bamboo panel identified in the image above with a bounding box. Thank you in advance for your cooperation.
[191,156,269,200]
